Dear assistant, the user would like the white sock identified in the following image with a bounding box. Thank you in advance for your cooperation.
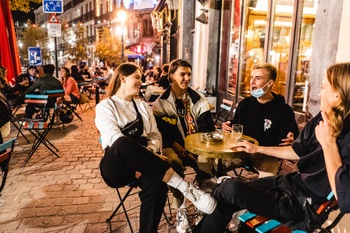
[167,172,189,193]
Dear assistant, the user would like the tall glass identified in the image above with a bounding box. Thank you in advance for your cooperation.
[231,124,243,141]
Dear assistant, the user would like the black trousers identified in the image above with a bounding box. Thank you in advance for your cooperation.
[100,136,170,233]
[194,173,311,233]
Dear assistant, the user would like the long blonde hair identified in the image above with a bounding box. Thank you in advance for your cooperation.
[107,62,142,97]
[326,62,350,136]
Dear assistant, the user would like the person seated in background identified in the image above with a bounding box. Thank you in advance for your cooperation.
[158,64,170,89]
[221,62,299,178]
[95,62,216,233]
[25,64,63,118]
[60,67,80,104]
[193,62,350,233]
[79,63,91,81]
[0,89,12,143]
[152,59,215,233]
[0,65,32,106]
[17,66,37,86]
[144,72,163,102]
[71,65,84,83]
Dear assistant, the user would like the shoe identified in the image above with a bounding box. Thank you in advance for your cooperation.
[194,208,205,226]
[227,209,246,232]
[183,183,217,214]
[176,208,191,233]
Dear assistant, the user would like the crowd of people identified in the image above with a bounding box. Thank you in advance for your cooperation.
[1,59,349,233]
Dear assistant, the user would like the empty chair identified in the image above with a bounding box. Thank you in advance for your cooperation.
[0,137,16,195]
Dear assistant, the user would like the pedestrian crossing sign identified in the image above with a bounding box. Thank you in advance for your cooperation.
[43,0,63,13]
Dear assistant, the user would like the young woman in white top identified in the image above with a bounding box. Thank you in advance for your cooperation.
[95,62,216,233]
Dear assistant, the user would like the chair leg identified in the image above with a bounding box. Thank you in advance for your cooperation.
[106,187,135,233]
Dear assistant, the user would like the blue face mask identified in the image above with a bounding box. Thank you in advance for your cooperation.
[251,81,271,98]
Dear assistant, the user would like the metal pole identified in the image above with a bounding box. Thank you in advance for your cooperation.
[121,25,124,62]
[54,37,59,78]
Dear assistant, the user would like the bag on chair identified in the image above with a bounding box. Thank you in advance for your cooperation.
[60,106,74,123]
[79,91,90,104]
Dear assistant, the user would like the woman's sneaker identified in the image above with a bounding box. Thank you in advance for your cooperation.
[176,208,191,233]
[183,183,217,214]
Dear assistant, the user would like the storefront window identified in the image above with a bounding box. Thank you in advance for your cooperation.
[291,1,317,112]
[226,0,317,114]
[238,0,268,98]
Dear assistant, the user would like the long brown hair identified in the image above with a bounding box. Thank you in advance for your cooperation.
[326,62,350,136]
[107,62,142,97]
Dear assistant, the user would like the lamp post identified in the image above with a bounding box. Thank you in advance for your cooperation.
[117,1,127,62]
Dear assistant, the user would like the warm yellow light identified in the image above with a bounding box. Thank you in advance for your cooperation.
[117,8,127,25]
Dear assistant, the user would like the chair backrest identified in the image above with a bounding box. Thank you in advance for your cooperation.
[24,94,50,120]
[214,99,234,126]
[42,89,65,98]
[0,137,16,163]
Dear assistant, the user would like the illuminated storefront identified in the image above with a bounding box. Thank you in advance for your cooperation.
[218,0,318,115]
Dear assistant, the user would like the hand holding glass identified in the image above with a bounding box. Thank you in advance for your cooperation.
[231,124,243,141]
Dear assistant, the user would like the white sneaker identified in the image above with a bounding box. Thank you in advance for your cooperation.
[176,208,191,233]
[183,183,217,214]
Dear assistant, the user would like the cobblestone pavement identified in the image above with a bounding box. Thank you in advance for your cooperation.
[0,103,176,233]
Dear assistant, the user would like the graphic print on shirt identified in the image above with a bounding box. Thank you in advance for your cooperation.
[264,119,272,131]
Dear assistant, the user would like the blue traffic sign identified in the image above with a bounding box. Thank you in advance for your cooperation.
[28,47,42,66]
[43,0,63,13]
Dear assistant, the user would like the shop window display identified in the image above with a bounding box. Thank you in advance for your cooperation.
[225,0,317,113]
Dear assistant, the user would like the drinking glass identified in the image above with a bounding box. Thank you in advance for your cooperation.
[231,124,243,141]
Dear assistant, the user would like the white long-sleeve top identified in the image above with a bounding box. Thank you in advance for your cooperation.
[95,95,162,152]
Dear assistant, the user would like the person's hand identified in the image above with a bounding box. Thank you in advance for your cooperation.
[221,121,232,132]
[279,132,295,146]
[155,153,168,161]
[172,142,196,161]
[232,140,259,154]
[315,111,336,148]
[135,171,142,179]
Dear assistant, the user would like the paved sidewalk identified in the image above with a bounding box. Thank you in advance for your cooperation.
[0,105,175,233]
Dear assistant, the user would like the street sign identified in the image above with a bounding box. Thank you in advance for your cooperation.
[48,23,62,37]
[28,47,42,66]
[48,13,60,23]
[47,13,61,37]
[43,0,63,13]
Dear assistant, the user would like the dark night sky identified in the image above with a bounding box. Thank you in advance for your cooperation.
[11,3,41,25]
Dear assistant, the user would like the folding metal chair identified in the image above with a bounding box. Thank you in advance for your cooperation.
[10,104,30,143]
[238,192,344,233]
[0,137,17,195]
[21,94,60,162]
[106,182,173,233]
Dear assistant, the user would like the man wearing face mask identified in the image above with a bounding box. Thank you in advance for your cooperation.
[222,62,299,177]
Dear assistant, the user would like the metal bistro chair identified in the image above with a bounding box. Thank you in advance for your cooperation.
[0,137,17,195]
[106,183,173,233]
[43,89,83,122]
[238,192,344,233]
[10,104,30,143]
[21,94,60,162]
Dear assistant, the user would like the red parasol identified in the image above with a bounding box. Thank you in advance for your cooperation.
[0,0,21,86]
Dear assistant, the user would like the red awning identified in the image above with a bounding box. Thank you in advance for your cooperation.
[0,0,21,86]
